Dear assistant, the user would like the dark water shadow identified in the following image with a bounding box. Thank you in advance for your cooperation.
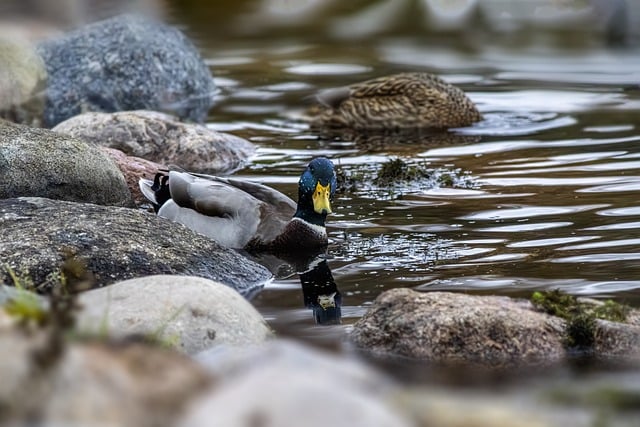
[245,250,342,325]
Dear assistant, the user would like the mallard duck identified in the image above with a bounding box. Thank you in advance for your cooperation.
[139,157,337,253]
[310,72,482,131]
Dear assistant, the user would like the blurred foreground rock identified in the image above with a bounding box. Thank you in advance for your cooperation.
[54,110,255,173]
[0,119,133,206]
[36,14,216,127]
[0,40,46,126]
[0,318,211,427]
[182,340,412,427]
[351,288,640,368]
[77,275,273,354]
[0,198,271,295]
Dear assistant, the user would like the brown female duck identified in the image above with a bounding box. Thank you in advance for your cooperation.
[311,72,482,131]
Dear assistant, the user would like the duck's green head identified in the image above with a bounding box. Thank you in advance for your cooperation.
[295,157,337,226]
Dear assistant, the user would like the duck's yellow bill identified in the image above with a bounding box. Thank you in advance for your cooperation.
[313,182,332,214]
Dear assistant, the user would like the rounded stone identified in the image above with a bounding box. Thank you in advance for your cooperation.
[76,275,274,354]
[54,110,255,174]
[36,14,216,127]
[350,288,567,368]
[0,197,271,295]
[0,119,133,206]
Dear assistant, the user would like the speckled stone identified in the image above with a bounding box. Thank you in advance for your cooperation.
[0,119,133,207]
[36,14,216,127]
[0,197,271,295]
[54,110,255,174]
[350,288,567,368]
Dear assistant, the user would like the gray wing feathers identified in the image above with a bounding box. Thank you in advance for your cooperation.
[157,171,293,248]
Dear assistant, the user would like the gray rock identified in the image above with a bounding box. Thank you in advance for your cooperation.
[594,319,640,361]
[0,324,212,427]
[0,197,271,295]
[77,275,273,354]
[0,119,133,207]
[0,40,46,126]
[54,110,255,173]
[350,288,567,368]
[36,14,216,127]
[181,340,411,427]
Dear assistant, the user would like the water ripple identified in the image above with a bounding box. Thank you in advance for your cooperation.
[461,204,606,221]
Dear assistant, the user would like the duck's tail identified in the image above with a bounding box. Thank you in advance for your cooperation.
[139,172,171,212]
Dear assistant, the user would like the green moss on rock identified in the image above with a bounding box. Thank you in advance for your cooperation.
[531,290,631,350]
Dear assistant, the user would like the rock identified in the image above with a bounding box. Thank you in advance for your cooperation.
[36,14,216,127]
[0,327,212,427]
[99,147,164,207]
[54,110,255,173]
[594,319,640,361]
[0,40,46,126]
[0,120,133,207]
[350,288,567,368]
[77,275,273,354]
[181,340,411,427]
[0,198,271,295]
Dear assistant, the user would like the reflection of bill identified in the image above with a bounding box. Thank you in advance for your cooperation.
[299,257,342,325]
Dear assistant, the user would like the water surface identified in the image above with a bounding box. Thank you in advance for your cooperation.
[170,0,640,374]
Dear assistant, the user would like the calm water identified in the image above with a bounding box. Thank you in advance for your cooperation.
[164,2,640,353]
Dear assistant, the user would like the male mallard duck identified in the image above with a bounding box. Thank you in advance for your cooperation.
[139,157,337,253]
[310,72,482,131]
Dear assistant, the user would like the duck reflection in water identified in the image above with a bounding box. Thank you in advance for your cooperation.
[299,256,342,325]
[250,250,343,325]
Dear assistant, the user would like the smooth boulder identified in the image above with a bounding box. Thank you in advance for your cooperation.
[0,120,133,206]
[77,275,273,354]
[36,14,216,127]
[0,198,271,295]
[54,110,255,173]
[0,325,212,427]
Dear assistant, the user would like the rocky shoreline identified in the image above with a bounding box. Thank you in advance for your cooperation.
[1,13,639,427]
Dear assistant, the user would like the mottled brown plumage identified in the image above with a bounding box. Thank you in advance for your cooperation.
[311,72,482,131]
